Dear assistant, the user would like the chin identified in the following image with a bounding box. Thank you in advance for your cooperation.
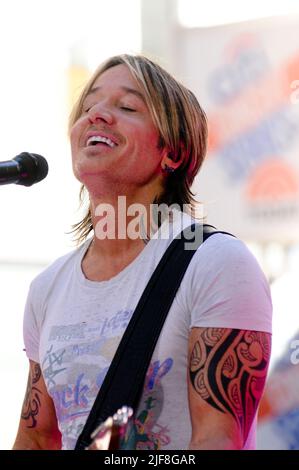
[78,171,117,197]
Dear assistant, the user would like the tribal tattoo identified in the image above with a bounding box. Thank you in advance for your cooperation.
[189,328,271,442]
[21,363,42,428]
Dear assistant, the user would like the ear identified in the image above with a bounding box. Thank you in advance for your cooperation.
[160,146,185,172]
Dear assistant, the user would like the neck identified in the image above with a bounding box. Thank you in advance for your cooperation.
[87,188,161,261]
[82,191,160,282]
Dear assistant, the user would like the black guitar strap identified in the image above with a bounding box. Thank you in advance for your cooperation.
[75,223,234,450]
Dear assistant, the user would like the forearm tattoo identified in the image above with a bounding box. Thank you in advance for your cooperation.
[21,363,42,428]
[189,328,271,442]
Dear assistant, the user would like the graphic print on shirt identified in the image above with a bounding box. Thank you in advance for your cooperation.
[41,309,133,449]
[122,357,174,450]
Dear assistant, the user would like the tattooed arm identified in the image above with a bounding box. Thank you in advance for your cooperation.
[13,360,61,450]
[188,327,271,450]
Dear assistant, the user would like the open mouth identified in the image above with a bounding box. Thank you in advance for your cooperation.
[86,136,116,148]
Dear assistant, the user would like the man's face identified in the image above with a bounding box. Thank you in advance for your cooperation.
[70,64,166,198]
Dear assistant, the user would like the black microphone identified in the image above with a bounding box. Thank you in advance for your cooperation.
[0,152,48,187]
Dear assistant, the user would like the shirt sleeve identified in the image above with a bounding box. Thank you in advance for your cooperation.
[23,279,41,363]
[185,234,272,333]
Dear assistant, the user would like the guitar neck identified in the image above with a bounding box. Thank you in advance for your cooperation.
[87,406,134,450]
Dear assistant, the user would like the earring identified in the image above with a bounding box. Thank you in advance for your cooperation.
[163,164,175,173]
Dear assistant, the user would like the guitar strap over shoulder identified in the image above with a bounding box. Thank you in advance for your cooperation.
[75,223,234,450]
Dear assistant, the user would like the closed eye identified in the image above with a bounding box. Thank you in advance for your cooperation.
[120,106,136,112]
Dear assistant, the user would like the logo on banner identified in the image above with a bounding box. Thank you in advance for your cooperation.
[245,159,299,220]
[205,31,299,228]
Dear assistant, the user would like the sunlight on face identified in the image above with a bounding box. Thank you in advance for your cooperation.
[71,64,164,198]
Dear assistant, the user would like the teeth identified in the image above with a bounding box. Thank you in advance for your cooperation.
[86,135,116,148]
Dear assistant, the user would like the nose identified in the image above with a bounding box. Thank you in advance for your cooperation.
[87,102,114,125]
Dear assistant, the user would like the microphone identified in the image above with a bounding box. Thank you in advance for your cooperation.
[0,152,48,187]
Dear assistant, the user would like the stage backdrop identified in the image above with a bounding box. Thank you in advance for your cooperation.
[174,15,299,244]
[171,14,299,449]
[257,331,299,449]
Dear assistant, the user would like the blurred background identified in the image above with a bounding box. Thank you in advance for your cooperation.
[0,0,298,450]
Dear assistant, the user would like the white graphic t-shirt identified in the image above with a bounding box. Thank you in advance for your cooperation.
[23,213,272,450]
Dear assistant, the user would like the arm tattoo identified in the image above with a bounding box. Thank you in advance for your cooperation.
[189,328,271,442]
[21,363,42,428]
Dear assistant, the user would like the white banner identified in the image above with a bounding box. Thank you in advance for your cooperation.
[175,15,299,243]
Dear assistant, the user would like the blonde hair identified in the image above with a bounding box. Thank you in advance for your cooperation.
[69,54,208,244]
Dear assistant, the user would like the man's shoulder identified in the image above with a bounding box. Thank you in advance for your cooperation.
[190,229,263,278]
[199,228,248,255]
[29,241,88,290]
